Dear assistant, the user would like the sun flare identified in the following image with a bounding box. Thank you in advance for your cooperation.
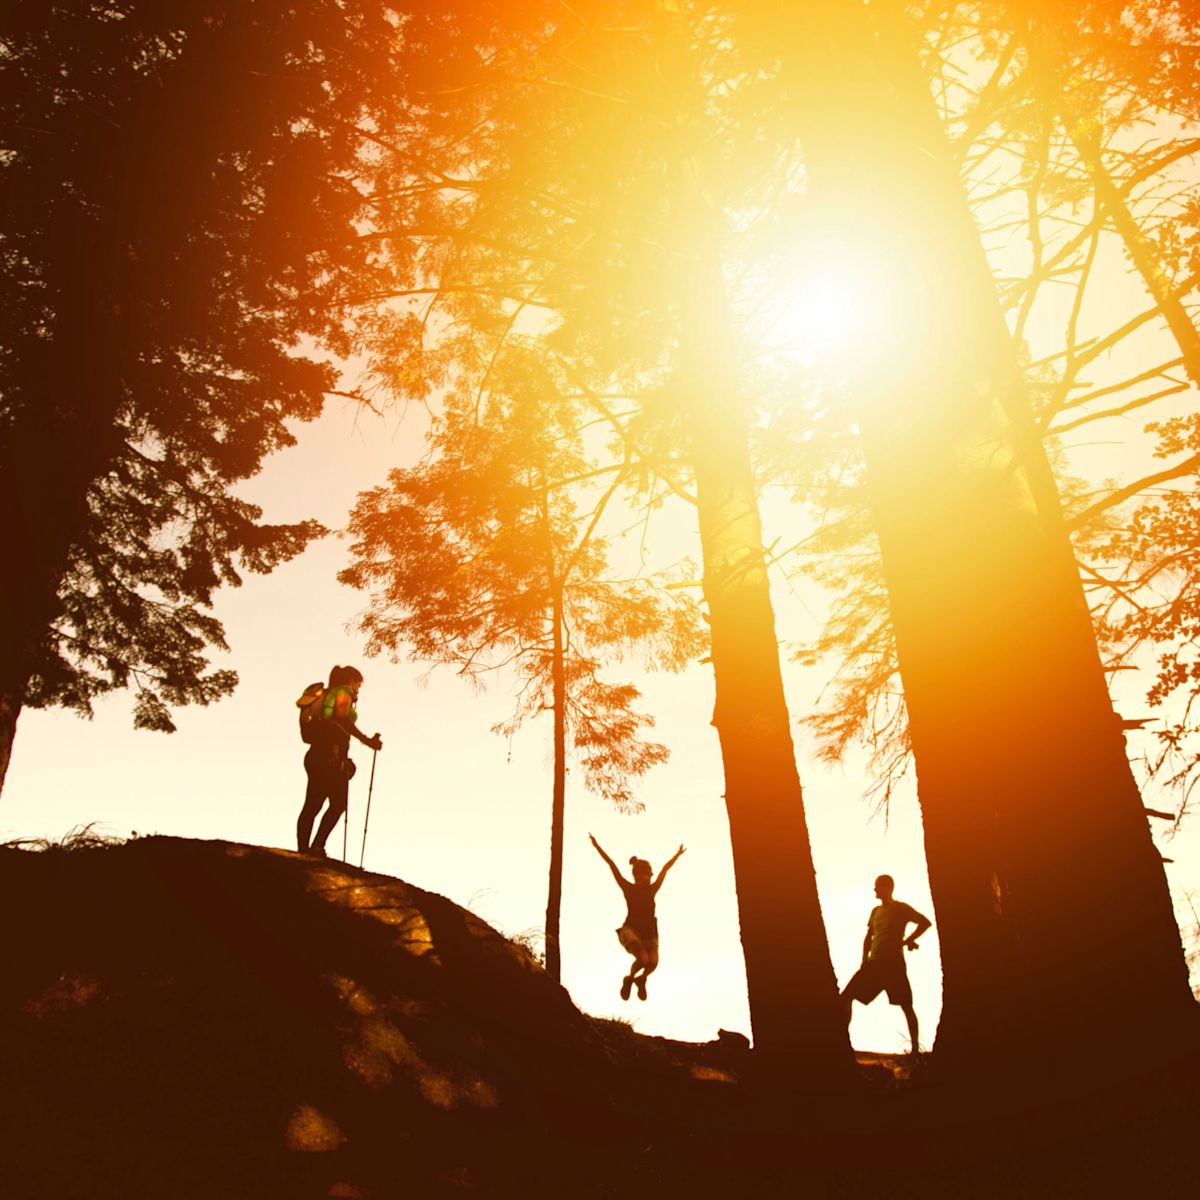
[761,234,914,363]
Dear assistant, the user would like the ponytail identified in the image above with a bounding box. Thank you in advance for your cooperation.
[328,664,364,689]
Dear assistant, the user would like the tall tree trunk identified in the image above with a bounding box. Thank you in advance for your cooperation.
[770,0,1197,1075]
[0,666,30,797]
[682,261,853,1079]
[649,0,852,1081]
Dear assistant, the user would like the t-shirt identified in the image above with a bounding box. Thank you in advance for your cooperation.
[619,879,658,938]
[310,686,358,758]
[866,901,920,961]
[322,685,358,724]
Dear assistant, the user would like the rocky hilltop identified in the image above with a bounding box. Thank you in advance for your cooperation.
[0,835,1193,1199]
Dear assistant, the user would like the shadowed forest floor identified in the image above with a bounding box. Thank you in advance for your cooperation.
[0,836,1195,1198]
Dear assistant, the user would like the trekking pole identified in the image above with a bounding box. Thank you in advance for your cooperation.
[343,790,350,862]
[359,745,378,869]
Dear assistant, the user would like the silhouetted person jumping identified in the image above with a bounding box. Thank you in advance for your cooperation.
[296,665,382,857]
[590,834,685,1001]
[841,874,931,1054]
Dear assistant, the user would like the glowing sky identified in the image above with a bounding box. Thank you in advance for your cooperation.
[4,76,1198,1053]
[4,383,1196,1054]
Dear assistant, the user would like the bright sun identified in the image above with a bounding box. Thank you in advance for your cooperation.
[767,273,869,352]
[759,221,919,364]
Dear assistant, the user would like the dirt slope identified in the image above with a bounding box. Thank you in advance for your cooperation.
[0,835,1195,1200]
[0,837,751,1199]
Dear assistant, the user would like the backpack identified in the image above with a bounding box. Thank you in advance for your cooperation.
[296,682,326,744]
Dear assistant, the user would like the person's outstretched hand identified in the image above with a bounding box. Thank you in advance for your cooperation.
[368,734,383,752]
[905,936,920,952]
[676,843,687,857]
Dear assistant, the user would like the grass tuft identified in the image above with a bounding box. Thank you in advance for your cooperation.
[0,823,125,853]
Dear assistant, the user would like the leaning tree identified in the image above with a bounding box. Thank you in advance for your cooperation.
[0,1,402,790]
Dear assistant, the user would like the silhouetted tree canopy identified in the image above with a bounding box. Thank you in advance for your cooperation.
[0,1,402,784]
[343,375,702,807]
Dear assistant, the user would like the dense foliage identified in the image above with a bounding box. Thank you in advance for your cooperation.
[0,2,400,760]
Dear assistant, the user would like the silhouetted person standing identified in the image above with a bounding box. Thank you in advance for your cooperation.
[590,834,685,1001]
[296,665,382,857]
[841,874,931,1054]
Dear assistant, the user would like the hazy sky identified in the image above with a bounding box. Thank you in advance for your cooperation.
[5,381,1197,1054]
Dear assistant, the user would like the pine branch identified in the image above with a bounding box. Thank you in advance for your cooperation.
[1068,451,1200,530]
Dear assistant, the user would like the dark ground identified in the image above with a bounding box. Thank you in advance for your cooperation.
[0,836,1194,1198]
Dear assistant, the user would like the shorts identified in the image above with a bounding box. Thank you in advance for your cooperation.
[843,956,912,1008]
[616,924,658,959]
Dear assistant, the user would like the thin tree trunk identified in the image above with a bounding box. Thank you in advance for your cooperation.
[0,694,20,796]
[538,473,568,984]
[1013,6,1200,383]
[771,0,1197,1075]
[1082,151,1200,384]
[1028,20,1200,386]
[544,579,568,983]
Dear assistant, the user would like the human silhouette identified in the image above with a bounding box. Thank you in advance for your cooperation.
[589,834,685,1001]
[841,874,931,1054]
[296,665,383,857]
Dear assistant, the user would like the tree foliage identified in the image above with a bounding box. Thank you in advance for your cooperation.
[0,1,401,765]
[341,363,702,810]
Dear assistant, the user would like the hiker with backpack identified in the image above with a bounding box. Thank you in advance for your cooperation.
[296,665,383,858]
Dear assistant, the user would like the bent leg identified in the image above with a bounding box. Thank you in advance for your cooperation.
[621,967,636,1001]
[840,991,854,1026]
[633,949,658,999]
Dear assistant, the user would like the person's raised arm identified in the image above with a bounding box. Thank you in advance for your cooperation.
[652,844,686,893]
[904,908,932,952]
[589,834,625,888]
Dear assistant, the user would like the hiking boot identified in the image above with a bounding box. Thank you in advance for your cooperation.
[635,977,647,1001]
[310,845,328,859]
[620,975,634,1001]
